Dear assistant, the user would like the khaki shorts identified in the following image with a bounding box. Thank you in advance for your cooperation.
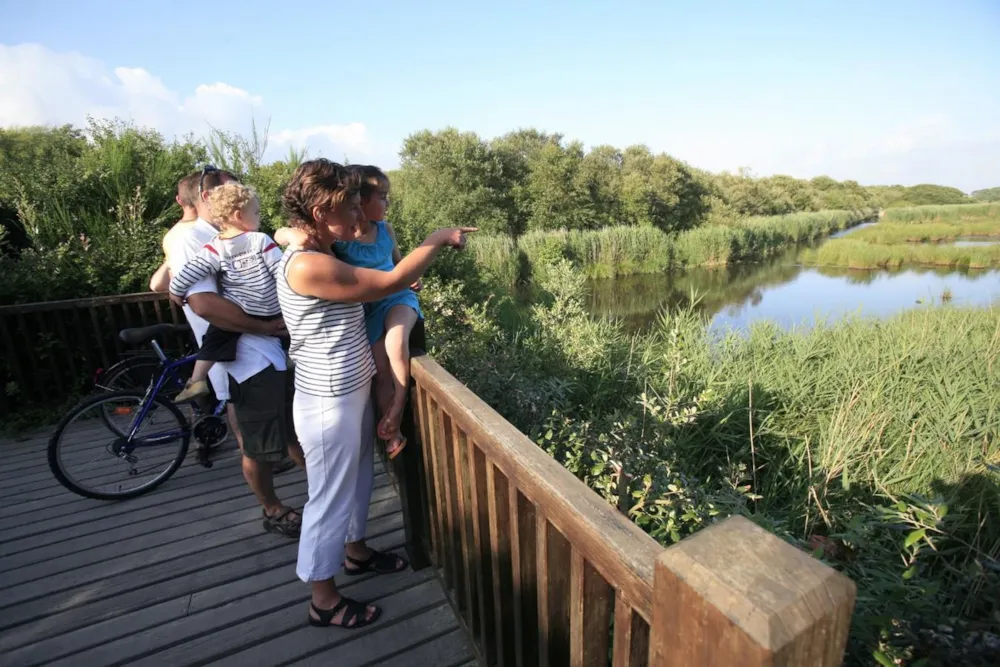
[228,365,297,462]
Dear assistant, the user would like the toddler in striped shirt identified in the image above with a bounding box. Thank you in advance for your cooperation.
[169,183,283,403]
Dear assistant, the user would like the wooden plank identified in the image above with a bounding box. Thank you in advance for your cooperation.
[0,315,28,403]
[537,515,572,667]
[536,512,550,667]
[151,298,166,327]
[51,308,78,387]
[649,515,856,667]
[435,403,461,601]
[122,575,444,667]
[415,384,442,565]
[362,627,477,667]
[15,313,41,401]
[449,418,477,634]
[137,300,152,327]
[487,462,515,666]
[120,301,134,329]
[391,371,430,570]
[512,488,538,667]
[0,468,388,555]
[412,357,662,621]
[104,303,123,357]
[0,496,307,600]
[0,477,339,568]
[41,545,431,667]
[423,391,451,581]
[87,304,110,370]
[283,604,470,667]
[570,550,614,667]
[469,444,496,664]
[31,312,65,397]
[69,307,94,376]
[612,592,649,667]
[0,514,405,637]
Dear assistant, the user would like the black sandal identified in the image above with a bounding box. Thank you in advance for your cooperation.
[308,598,381,628]
[262,507,301,538]
[344,548,409,576]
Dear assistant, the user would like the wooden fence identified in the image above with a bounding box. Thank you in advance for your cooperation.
[0,292,184,417]
[406,356,857,666]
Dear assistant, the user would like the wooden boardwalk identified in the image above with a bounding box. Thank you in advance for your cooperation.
[0,428,477,667]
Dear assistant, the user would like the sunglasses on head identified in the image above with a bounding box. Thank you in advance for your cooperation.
[198,164,219,194]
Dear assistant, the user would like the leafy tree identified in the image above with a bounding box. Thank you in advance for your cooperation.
[390,128,516,250]
[971,187,1000,202]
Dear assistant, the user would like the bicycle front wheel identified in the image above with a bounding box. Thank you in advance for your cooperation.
[49,390,191,500]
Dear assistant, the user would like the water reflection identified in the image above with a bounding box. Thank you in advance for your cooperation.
[586,260,1000,332]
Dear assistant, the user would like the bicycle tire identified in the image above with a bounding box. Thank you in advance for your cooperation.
[49,390,191,501]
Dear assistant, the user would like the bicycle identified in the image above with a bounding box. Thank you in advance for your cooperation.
[48,322,231,500]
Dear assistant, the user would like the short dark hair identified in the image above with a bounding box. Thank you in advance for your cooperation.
[177,172,201,207]
[200,166,239,194]
[352,165,390,200]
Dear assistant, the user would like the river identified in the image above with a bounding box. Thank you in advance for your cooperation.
[586,250,1000,333]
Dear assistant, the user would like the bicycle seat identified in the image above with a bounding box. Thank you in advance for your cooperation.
[119,323,191,345]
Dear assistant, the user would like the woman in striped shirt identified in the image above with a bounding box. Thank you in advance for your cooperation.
[278,159,474,629]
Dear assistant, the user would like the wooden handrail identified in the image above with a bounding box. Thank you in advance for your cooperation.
[411,355,664,666]
[405,355,856,666]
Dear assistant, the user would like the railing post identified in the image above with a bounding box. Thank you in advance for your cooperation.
[393,318,432,570]
[648,515,855,667]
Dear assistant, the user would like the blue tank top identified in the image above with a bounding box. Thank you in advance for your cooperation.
[333,221,395,271]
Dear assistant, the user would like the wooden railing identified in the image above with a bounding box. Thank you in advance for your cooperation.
[0,292,189,416]
[405,356,857,666]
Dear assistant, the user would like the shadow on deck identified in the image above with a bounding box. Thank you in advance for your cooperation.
[0,429,477,667]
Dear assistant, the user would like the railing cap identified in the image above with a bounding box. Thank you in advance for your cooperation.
[655,515,856,653]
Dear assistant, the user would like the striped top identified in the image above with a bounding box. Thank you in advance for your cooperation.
[169,232,282,316]
[276,250,377,397]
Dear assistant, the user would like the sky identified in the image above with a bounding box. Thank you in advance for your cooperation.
[1,0,998,191]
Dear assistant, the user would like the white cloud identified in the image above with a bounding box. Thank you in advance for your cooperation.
[0,43,376,165]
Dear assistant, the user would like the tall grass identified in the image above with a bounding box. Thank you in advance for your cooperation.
[800,238,1000,269]
[853,219,1000,244]
[882,202,1000,223]
[473,209,874,284]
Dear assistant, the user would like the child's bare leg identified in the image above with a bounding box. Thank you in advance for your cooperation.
[175,359,214,403]
[370,337,395,431]
[378,305,419,443]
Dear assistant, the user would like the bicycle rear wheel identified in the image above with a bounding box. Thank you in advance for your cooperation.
[49,390,191,500]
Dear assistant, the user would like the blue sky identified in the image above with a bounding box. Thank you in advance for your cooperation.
[1,0,998,190]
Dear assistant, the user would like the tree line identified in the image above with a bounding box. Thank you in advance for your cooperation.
[0,121,991,303]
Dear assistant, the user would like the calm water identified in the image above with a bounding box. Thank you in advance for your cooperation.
[586,259,1000,333]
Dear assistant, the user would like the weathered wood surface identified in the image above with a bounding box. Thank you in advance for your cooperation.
[0,427,477,667]
[411,356,662,666]
[649,515,856,667]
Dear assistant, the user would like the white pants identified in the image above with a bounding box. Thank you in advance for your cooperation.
[293,382,375,582]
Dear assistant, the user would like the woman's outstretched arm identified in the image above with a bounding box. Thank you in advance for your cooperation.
[287,227,475,303]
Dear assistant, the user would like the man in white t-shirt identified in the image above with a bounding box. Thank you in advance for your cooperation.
[165,167,304,537]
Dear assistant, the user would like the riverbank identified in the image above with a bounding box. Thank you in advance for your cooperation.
[800,239,1000,269]
[471,208,874,285]
[800,204,1000,270]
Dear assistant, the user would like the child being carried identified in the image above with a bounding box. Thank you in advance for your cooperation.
[169,182,283,403]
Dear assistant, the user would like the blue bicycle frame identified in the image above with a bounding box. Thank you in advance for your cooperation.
[121,338,226,451]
